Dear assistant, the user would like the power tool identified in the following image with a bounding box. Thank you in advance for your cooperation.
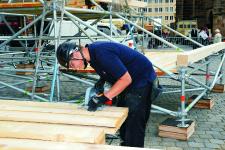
[84,87,112,107]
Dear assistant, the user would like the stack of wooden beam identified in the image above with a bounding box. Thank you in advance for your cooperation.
[0,99,128,147]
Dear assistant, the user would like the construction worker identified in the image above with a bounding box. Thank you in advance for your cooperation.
[56,41,157,147]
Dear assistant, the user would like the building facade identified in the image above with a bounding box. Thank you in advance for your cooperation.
[176,0,225,36]
[144,0,176,26]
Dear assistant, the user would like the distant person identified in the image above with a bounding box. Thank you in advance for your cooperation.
[213,28,222,44]
[191,27,198,49]
[199,28,208,46]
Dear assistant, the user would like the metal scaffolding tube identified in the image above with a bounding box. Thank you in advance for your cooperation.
[64,10,118,43]
[49,1,61,102]
[151,104,178,117]
[62,73,94,86]
[188,76,211,90]
[0,81,48,102]
[220,53,225,84]
[69,16,95,42]
[163,87,205,94]
[209,52,225,89]
[2,16,26,48]
[0,68,53,73]
[114,14,182,51]
[178,68,188,127]
[31,8,47,100]
[185,89,208,113]
[0,11,49,48]
[0,80,31,89]
[0,52,26,56]
[0,72,32,80]
[0,12,35,17]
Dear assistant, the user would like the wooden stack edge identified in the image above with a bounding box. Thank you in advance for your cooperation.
[66,0,86,8]
[0,2,42,8]
[0,100,128,135]
[16,63,34,75]
[212,84,225,93]
[158,118,195,141]
[0,138,153,150]
[188,95,214,109]
[0,121,105,144]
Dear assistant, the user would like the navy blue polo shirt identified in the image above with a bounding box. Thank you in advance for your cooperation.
[88,41,156,89]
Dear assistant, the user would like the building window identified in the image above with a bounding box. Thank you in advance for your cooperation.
[143,8,147,12]
[165,16,169,20]
[170,16,173,20]
[170,7,173,12]
[170,0,173,2]
[165,7,169,12]
[155,0,158,3]
[148,8,152,12]
[165,0,169,3]
[159,0,162,2]
[159,7,163,12]
[155,8,158,12]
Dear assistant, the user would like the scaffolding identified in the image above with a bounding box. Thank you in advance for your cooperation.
[0,0,225,136]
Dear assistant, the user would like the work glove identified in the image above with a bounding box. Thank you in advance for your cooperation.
[94,78,105,95]
[88,94,109,112]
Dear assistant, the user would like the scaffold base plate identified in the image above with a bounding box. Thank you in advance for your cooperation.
[188,95,214,109]
[158,118,195,141]
[212,84,225,93]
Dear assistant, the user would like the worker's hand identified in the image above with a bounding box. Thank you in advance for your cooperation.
[94,78,105,95]
[88,94,109,112]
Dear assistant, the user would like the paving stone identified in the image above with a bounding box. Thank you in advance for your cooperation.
[199,148,214,150]
[198,134,213,139]
[193,138,209,143]
[166,147,183,150]
[188,142,205,148]
[175,142,189,148]
[204,143,221,149]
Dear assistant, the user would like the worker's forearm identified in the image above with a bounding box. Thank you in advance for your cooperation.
[104,72,132,99]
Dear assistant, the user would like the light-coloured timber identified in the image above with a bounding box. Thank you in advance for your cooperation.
[0,99,128,112]
[0,138,157,150]
[145,51,181,71]
[0,110,119,127]
[0,121,105,144]
[0,100,128,134]
[177,42,225,67]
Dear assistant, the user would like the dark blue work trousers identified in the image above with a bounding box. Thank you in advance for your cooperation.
[117,83,153,147]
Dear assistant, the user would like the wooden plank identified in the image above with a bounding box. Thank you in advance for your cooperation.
[0,110,120,128]
[0,2,42,8]
[0,138,155,150]
[145,51,181,71]
[158,118,195,140]
[177,42,225,67]
[159,119,195,134]
[0,100,128,134]
[188,98,214,109]
[159,128,194,141]
[0,100,128,113]
[0,121,105,144]
[212,84,225,93]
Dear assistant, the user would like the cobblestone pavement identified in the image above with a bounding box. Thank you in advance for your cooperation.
[0,54,224,150]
